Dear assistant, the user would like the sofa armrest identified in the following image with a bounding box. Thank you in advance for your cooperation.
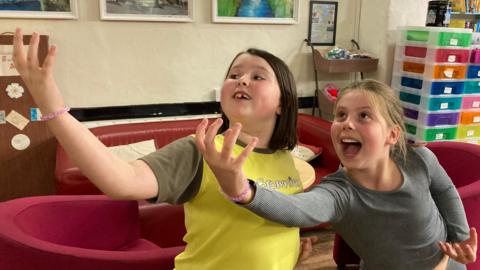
[297,113,340,174]
[138,203,186,248]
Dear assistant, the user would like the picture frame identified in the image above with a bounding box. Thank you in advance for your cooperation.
[307,1,338,46]
[100,0,194,22]
[0,0,78,19]
[212,0,299,24]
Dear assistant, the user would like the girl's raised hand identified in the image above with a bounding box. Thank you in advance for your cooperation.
[195,118,257,203]
[439,227,477,264]
[12,28,65,115]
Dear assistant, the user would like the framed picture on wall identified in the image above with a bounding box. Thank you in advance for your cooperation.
[0,0,78,19]
[212,0,299,24]
[307,1,338,46]
[100,0,194,22]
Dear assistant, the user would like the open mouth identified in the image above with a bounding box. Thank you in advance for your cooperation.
[341,138,362,157]
[233,91,251,100]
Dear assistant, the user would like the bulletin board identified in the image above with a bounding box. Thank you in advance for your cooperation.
[0,34,56,201]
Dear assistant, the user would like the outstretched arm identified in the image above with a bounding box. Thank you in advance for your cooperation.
[13,28,158,200]
[195,118,257,203]
[439,227,477,265]
[195,119,344,227]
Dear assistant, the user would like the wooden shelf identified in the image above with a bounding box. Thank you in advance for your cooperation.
[313,49,378,73]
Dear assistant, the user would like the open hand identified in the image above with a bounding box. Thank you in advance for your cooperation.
[12,28,65,114]
[439,227,477,264]
[195,118,257,202]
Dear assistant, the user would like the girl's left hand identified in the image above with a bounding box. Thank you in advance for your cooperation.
[439,227,477,264]
[195,118,257,203]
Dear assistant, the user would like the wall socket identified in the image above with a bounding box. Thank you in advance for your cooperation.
[212,87,221,102]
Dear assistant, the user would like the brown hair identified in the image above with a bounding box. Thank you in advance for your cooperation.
[334,79,408,160]
[219,48,298,150]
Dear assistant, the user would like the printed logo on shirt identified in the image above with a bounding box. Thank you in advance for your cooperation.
[255,176,302,191]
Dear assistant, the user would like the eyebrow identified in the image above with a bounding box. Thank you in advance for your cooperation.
[230,64,270,72]
[336,105,372,111]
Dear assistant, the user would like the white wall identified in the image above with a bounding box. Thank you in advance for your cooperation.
[358,0,430,83]
[1,1,431,109]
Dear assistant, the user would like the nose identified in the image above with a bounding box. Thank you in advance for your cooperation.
[237,74,249,86]
[341,117,355,130]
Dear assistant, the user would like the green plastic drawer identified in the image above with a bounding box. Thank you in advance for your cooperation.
[438,32,472,47]
[406,30,429,42]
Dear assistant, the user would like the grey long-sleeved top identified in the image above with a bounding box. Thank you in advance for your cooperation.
[244,147,469,270]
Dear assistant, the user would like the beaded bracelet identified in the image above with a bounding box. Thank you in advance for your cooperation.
[221,180,252,203]
[40,107,70,121]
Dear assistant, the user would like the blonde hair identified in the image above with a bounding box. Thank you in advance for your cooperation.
[333,79,408,160]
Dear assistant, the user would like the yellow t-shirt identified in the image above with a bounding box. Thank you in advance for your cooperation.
[174,135,303,270]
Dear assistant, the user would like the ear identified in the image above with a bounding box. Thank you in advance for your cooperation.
[386,125,401,146]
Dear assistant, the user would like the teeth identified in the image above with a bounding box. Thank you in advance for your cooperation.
[234,93,250,99]
[342,138,359,143]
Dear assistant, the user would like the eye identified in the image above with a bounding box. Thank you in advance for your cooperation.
[335,111,346,120]
[253,74,265,80]
[359,111,371,120]
[228,73,240,79]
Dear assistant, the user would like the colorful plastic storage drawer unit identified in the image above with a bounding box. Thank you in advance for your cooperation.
[397,45,469,63]
[464,80,480,94]
[398,90,463,111]
[460,111,480,125]
[467,65,480,79]
[462,95,480,110]
[402,106,459,126]
[392,74,465,95]
[471,49,480,63]
[394,59,467,79]
[405,121,457,142]
[401,27,472,48]
[457,124,480,139]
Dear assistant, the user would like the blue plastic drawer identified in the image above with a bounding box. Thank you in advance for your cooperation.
[394,74,464,95]
[467,65,480,79]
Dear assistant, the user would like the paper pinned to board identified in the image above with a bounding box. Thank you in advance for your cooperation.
[0,45,29,77]
[6,110,29,130]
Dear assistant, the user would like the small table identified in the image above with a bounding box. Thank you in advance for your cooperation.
[293,157,316,190]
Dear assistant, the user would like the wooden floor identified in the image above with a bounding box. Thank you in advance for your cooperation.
[295,229,337,270]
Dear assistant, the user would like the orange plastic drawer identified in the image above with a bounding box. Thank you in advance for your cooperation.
[403,61,425,73]
[432,65,466,79]
[460,111,480,125]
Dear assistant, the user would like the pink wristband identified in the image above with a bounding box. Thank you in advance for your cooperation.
[221,181,251,203]
[40,107,70,121]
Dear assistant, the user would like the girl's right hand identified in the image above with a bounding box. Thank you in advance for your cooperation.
[12,28,66,115]
[195,118,258,203]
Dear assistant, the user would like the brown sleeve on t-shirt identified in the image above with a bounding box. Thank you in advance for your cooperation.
[139,136,203,205]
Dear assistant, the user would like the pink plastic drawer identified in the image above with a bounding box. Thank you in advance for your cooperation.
[404,46,469,63]
[462,95,480,109]
[471,49,480,63]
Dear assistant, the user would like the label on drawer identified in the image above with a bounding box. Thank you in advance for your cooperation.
[478,70,480,77]
[436,133,444,140]
[473,101,480,108]
[443,69,454,78]
[440,102,449,109]
[450,39,458,46]
[467,130,475,137]
[444,87,452,94]
[447,55,456,62]
[474,116,480,123]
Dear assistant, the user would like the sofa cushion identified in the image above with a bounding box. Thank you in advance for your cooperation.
[107,139,156,162]
[291,142,322,162]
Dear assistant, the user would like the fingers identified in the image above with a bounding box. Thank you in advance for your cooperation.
[27,32,40,67]
[42,44,57,72]
[221,122,241,160]
[13,28,26,71]
[235,136,257,167]
[298,237,313,262]
[470,227,478,248]
[204,118,223,154]
[195,118,209,153]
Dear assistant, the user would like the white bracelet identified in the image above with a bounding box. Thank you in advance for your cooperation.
[221,181,251,203]
[40,107,70,121]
